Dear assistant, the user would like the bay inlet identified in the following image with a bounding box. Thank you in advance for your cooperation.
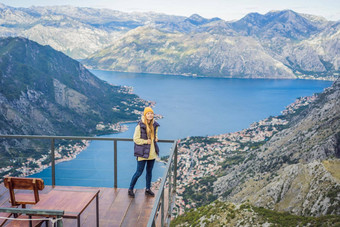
[31,71,333,188]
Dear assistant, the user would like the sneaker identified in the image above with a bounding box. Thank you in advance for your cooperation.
[128,189,135,198]
[145,189,155,196]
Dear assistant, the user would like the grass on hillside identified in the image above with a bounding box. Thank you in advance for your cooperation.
[171,201,340,227]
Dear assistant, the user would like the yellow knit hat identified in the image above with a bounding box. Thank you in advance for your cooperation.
[143,107,154,116]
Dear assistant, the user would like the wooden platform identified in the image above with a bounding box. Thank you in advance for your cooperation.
[0,183,160,227]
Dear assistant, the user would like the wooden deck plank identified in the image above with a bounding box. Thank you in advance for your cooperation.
[86,187,119,227]
[156,189,169,227]
[0,186,14,227]
[102,188,133,226]
[0,185,7,197]
[121,189,157,227]
[0,184,167,227]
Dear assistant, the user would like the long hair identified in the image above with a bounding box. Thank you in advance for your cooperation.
[143,117,155,140]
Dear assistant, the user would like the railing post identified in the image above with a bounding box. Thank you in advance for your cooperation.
[114,139,118,188]
[57,215,63,227]
[161,190,164,227]
[168,163,172,221]
[174,142,178,191]
[51,138,55,188]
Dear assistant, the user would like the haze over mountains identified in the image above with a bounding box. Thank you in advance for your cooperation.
[0,3,339,79]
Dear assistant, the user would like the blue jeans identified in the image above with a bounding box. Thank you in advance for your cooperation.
[129,159,155,190]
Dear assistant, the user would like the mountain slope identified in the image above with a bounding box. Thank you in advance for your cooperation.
[213,77,340,216]
[83,10,339,79]
[171,201,340,226]
[171,78,339,225]
[172,79,339,225]
[83,26,295,79]
[0,37,146,136]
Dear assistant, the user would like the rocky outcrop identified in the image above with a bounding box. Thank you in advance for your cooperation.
[230,161,339,216]
[53,79,90,114]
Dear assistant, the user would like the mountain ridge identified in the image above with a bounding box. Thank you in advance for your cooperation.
[82,9,339,80]
[1,4,339,80]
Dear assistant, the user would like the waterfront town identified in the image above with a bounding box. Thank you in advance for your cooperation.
[172,95,317,215]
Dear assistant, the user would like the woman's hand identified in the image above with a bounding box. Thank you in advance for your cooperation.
[155,138,159,142]
[147,139,152,144]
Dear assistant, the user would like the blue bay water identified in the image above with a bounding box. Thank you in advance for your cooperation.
[31,71,333,188]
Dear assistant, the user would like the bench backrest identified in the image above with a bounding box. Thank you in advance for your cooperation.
[4,177,45,207]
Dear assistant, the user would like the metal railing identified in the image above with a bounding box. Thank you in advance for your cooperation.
[0,207,64,227]
[147,140,177,227]
[0,135,177,226]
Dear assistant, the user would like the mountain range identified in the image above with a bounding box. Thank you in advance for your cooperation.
[0,3,185,59]
[0,4,339,79]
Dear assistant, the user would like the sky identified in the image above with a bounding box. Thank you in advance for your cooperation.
[1,0,340,21]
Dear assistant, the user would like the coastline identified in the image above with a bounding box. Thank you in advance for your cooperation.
[9,111,165,179]
[0,119,139,179]
[89,68,338,81]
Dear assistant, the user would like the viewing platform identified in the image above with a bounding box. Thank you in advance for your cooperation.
[0,135,178,227]
[0,185,166,226]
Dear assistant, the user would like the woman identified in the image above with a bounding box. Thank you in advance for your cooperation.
[128,107,160,197]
